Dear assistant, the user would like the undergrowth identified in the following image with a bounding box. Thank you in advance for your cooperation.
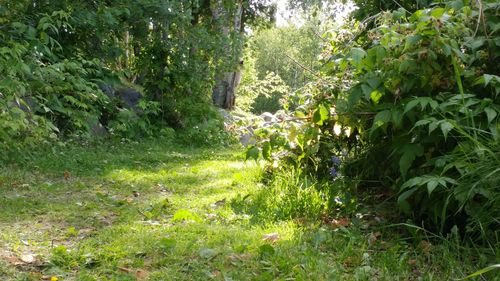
[1,140,497,280]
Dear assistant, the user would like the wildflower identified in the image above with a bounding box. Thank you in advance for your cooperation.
[331,156,341,166]
[329,167,338,178]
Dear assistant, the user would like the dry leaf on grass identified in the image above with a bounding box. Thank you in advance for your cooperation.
[408,259,417,266]
[419,240,432,255]
[135,269,149,280]
[20,254,35,263]
[211,198,226,208]
[367,232,382,246]
[262,233,280,243]
[118,267,150,280]
[330,217,351,229]
[228,253,252,262]
[5,255,24,266]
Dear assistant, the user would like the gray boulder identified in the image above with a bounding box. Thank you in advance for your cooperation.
[115,88,142,110]
[99,83,115,99]
[87,117,108,138]
[99,83,143,111]
[260,112,275,122]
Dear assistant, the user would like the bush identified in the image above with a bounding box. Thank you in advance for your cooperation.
[246,1,500,243]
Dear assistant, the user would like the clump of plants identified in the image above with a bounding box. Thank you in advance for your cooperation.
[247,1,500,244]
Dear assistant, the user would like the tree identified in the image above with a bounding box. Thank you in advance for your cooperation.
[210,0,244,110]
[210,0,276,110]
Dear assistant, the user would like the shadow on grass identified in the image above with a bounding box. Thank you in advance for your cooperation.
[0,140,484,281]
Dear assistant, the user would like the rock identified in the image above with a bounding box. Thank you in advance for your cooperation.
[98,83,115,99]
[239,132,255,147]
[260,112,275,122]
[115,88,142,110]
[98,84,143,111]
[87,117,108,137]
[7,95,38,113]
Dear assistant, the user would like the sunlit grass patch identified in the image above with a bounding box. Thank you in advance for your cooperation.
[0,139,491,280]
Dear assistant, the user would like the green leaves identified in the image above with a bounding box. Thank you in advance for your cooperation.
[484,107,497,124]
[199,248,217,259]
[312,104,329,126]
[412,118,455,139]
[404,35,422,51]
[262,141,271,161]
[370,90,383,104]
[400,175,458,195]
[236,0,500,244]
[404,97,438,113]
[245,146,260,161]
[350,48,367,66]
[398,175,458,213]
[372,110,391,129]
[399,144,424,177]
[172,209,201,223]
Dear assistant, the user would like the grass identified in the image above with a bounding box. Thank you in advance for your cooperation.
[0,139,497,280]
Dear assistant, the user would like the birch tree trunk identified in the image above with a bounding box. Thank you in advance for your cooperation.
[211,0,244,110]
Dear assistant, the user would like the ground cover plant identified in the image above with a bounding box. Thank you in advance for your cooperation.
[0,140,494,280]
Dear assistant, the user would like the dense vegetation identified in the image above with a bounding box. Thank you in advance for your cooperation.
[0,0,275,152]
[247,0,499,245]
[1,0,499,280]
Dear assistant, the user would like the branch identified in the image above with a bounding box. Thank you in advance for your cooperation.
[263,112,377,124]
[283,53,323,80]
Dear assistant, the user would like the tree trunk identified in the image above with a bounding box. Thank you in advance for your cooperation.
[211,0,244,110]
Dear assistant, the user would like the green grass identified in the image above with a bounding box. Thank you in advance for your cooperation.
[0,140,497,280]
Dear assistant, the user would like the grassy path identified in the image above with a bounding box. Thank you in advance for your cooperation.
[0,140,481,280]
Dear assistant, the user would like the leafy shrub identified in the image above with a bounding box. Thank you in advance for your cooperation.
[0,11,110,151]
[0,2,230,151]
[239,72,290,114]
[173,104,233,146]
[247,1,500,242]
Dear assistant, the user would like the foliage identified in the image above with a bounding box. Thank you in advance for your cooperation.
[246,1,500,243]
[0,9,110,152]
[238,72,290,114]
[0,0,274,152]
[236,23,322,113]
[248,24,322,90]
[0,140,493,280]
[232,169,328,221]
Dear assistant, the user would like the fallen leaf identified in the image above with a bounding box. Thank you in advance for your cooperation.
[118,267,134,273]
[118,267,149,280]
[228,253,252,262]
[20,254,35,264]
[408,259,417,266]
[5,255,23,266]
[135,269,149,280]
[262,233,280,243]
[330,217,351,229]
[368,232,381,246]
[211,198,226,208]
[419,240,432,255]
[205,213,217,219]
[79,228,95,234]
[342,256,359,268]
[209,270,222,278]
[63,171,70,180]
